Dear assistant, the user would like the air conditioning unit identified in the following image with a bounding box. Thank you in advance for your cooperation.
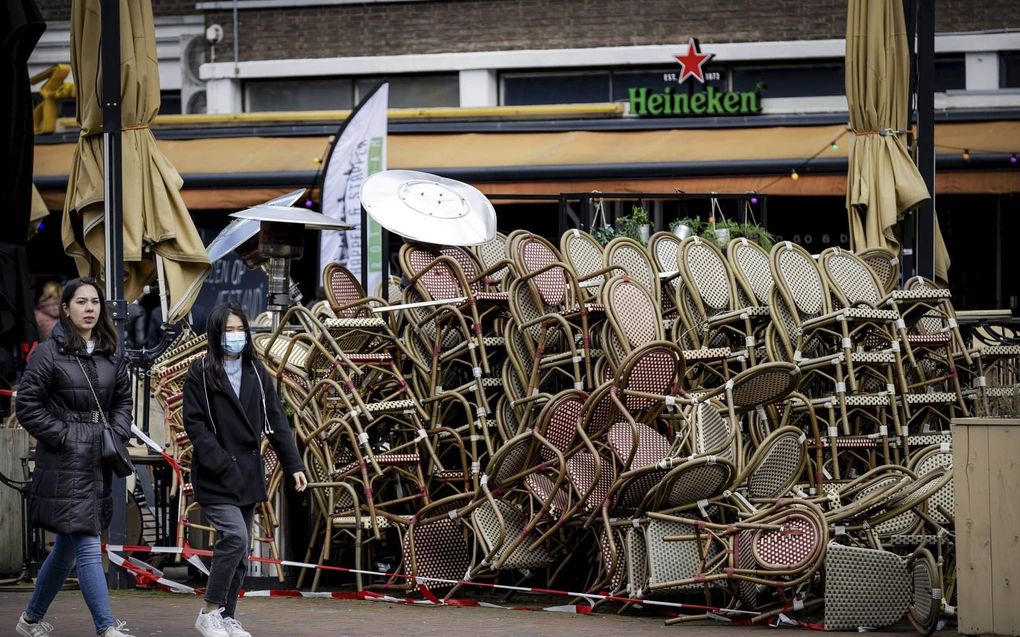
[180,34,208,114]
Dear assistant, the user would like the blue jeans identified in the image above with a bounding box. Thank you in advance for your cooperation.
[25,533,115,634]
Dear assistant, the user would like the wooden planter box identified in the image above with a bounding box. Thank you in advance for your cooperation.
[0,428,30,575]
[953,417,1020,636]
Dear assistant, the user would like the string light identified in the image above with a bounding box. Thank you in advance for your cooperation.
[961,149,970,161]
[831,142,839,151]
[1011,153,1018,165]
[790,169,800,181]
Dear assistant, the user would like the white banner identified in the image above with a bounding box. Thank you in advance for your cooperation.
[319,82,388,294]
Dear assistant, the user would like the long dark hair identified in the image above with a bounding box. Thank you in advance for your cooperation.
[204,301,257,392]
[58,277,118,354]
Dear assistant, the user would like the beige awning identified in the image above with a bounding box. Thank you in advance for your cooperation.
[35,121,1020,210]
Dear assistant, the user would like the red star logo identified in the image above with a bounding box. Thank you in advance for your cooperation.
[674,37,714,84]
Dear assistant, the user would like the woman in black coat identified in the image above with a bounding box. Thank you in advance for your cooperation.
[183,301,306,637]
[15,277,132,637]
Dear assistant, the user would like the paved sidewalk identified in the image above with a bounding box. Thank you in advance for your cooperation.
[1,589,957,637]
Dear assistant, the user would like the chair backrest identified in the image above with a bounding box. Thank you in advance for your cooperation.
[739,425,806,500]
[510,232,571,308]
[535,389,587,462]
[726,361,801,409]
[649,231,681,276]
[728,238,774,307]
[473,231,513,289]
[440,245,487,292]
[560,228,606,290]
[614,341,686,414]
[399,242,467,301]
[769,241,829,320]
[858,247,900,295]
[323,262,370,317]
[602,275,664,353]
[818,247,885,308]
[604,237,660,307]
[677,236,737,322]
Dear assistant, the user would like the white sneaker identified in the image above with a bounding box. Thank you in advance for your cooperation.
[15,613,54,637]
[195,608,229,637]
[99,620,132,636]
[223,616,252,637]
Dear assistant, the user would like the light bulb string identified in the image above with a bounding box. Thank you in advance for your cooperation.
[757,130,847,192]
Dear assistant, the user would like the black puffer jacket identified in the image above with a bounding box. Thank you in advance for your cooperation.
[16,326,133,535]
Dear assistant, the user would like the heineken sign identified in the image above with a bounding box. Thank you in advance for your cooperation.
[629,37,762,117]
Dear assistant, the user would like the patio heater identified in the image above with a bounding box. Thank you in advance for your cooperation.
[207,191,352,326]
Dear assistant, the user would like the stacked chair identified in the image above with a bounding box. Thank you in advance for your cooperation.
[143,227,1020,633]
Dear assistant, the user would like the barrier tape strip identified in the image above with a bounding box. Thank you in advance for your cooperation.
[103,543,757,616]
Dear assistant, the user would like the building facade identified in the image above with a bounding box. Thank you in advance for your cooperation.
[29,0,1020,309]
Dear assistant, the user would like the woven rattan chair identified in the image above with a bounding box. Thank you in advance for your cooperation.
[604,236,661,309]
[472,231,515,291]
[507,232,606,389]
[824,543,943,634]
[560,228,617,300]
[648,231,683,320]
[678,236,770,365]
[858,247,900,296]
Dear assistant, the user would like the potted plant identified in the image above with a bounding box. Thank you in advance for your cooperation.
[702,218,743,249]
[740,222,775,250]
[591,223,617,246]
[630,205,651,243]
[670,216,704,240]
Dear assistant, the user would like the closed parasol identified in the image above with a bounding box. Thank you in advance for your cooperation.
[845,0,949,282]
[61,0,210,322]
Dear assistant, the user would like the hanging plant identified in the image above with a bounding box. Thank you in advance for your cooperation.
[670,216,704,239]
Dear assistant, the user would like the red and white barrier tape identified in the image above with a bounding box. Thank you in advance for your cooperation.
[103,543,757,616]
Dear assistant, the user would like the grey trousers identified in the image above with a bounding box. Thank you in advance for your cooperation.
[202,503,255,618]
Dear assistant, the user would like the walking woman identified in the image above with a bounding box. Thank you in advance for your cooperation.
[182,301,306,637]
[15,277,133,637]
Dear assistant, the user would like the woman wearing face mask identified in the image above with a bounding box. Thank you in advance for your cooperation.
[182,301,306,637]
[15,277,132,637]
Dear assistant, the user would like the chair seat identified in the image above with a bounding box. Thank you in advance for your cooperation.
[902,392,958,405]
[682,347,731,361]
[706,306,771,326]
[887,288,952,301]
[324,317,388,329]
[608,422,671,469]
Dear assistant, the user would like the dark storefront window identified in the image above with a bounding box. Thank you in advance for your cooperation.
[245,74,458,112]
[246,78,354,111]
[934,55,966,92]
[1000,52,1020,88]
[731,62,844,97]
[502,72,611,106]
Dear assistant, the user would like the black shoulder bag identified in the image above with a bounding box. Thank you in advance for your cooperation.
[76,356,134,478]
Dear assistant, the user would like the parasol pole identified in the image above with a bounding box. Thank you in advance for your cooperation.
[100,0,131,589]
[914,0,937,280]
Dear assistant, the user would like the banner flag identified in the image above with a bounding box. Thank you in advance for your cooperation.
[319,82,388,293]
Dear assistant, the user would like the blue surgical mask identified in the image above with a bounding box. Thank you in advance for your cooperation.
[222,332,247,356]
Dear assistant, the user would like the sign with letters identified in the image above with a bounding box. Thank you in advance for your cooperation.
[628,37,762,118]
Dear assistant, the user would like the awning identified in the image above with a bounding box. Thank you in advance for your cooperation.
[34,120,1020,209]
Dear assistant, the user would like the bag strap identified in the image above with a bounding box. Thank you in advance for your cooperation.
[75,356,111,430]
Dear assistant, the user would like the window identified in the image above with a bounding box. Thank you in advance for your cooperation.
[731,62,844,98]
[159,90,182,115]
[934,55,965,92]
[999,52,1020,88]
[246,78,354,112]
[244,74,459,112]
[354,75,459,108]
[502,72,611,106]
